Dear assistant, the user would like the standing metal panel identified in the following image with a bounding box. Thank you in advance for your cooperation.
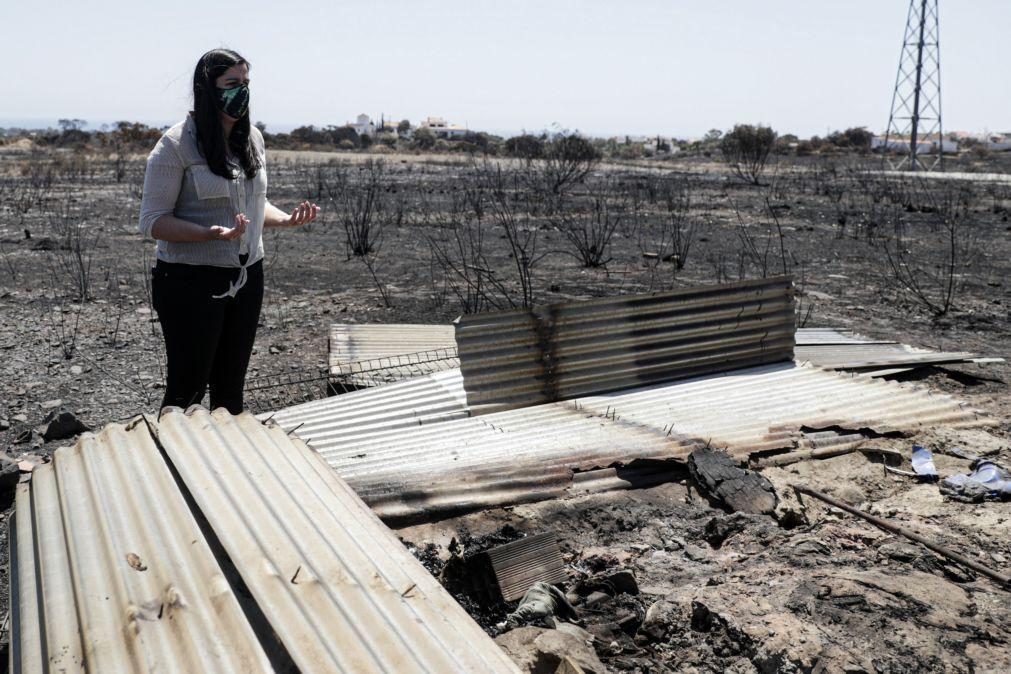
[455,276,795,411]
[9,421,273,674]
[155,408,519,674]
[330,324,457,369]
[329,324,459,385]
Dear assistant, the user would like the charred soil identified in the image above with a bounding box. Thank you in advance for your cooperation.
[1,145,1009,670]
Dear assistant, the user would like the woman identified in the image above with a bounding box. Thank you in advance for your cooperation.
[139,48,319,414]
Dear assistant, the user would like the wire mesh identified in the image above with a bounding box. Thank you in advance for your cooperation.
[244,347,460,415]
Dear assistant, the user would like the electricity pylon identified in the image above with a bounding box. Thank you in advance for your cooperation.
[883,0,943,171]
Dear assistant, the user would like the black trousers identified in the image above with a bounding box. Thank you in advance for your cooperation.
[152,259,263,414]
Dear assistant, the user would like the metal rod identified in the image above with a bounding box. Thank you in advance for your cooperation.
[793,484,1011,588]
[753,445,859,468]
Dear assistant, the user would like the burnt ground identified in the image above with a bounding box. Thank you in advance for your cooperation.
[0,144,1009,671]
[398,427,1011,673]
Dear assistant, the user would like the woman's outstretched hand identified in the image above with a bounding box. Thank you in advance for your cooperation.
[283,201,320,227]
[209,213,249,241]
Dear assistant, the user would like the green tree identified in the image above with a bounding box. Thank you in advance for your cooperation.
[505,134,545,160]
[329,125,360,148]
[412,127,436,150]
[827,127,874,152]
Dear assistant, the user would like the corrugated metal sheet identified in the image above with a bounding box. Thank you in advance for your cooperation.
[794,327,999,374]
[321,325,999,384]
[153,408,520,673]
[11,410,520,674]
[293,363,990,523]
[330,324,457,367]
[484,534,567,602]
[796,344,980,371]
[9,419,274,673]
[454,277,796,412]
[262,368,469,447]
[330,324,459,384]
[796,328,893,345]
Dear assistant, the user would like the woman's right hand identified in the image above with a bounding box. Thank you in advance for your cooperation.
[208,213,249,241]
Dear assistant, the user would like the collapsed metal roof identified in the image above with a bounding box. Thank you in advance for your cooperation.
[275,362,990,523]
[270,283,997,523]
[10,409,519,673]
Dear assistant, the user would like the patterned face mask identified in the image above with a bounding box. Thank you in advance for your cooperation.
[216,84,249,119]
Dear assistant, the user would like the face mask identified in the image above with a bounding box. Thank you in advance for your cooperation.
[216,84,249,119]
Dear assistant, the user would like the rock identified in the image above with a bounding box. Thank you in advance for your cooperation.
[878,541,921,562]
[495,626,606,674]
[585,621,622,643]
[638,598,693,643]
[584,591,610,608]
[703,514,750,548]
[689,447,777,515]
[790,538,831,556]
[554,622,594,644]
[615,610,643,635]
[70,365,83,376]
[682,542,711,562]
[41,399,64,410]
[603,569,639,595]
[12,414,27,423]
[42,409,91,441]
[0,418,9,430]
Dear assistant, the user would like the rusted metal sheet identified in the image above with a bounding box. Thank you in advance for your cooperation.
[11,411,519,674]
[296,363,990,523]
[155,408,518,673]
[455,277,796,412]
[330,324,459,384]
[9,419,273,674]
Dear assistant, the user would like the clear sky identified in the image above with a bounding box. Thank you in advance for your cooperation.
[1,0,1007,138]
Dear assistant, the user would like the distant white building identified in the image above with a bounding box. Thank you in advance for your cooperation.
[872,135,958,154]
[420,116,470,139]
[350,114,376,138]
[986,134,1011,152]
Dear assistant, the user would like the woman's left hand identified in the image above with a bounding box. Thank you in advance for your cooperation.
[283,201,320,227]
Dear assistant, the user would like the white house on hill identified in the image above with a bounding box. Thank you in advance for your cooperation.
[350,114,376,138]
[420,116,470,139]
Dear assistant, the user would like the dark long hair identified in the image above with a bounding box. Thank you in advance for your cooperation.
[192,48,261,179]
